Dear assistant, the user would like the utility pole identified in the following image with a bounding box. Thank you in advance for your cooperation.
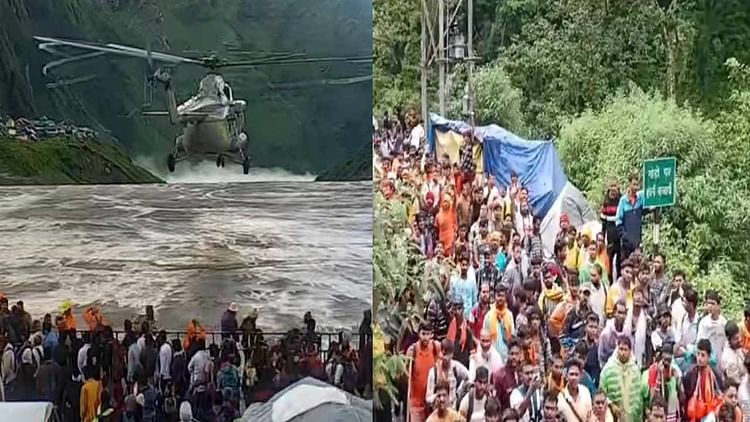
[421,11,428,126]
[467,0,474,127]
[438,0,446,116]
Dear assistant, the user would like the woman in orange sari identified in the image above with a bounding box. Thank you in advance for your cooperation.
[435,193,457,257]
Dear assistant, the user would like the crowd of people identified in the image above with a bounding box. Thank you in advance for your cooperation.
[374,110,750,422]
[0,297,371,421]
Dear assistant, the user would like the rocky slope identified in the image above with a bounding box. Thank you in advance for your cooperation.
[315,143,371,181]
[0,137,162,184]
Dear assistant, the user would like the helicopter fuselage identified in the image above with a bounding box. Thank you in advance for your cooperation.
[166,74,251,173]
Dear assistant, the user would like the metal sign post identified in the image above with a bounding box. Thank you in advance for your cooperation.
[643,157,676,252]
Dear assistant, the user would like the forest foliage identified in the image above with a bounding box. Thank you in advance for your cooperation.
[0,0,371,174]
[374,0,750,407]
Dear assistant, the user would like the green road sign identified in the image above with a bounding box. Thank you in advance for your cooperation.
[643,157,676,208]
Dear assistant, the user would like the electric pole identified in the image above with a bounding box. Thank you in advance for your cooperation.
[421,11,427,126]
[438,0,446,116]
[467,0,474,127]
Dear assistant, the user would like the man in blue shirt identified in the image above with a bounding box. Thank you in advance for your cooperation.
[615,174,645,269]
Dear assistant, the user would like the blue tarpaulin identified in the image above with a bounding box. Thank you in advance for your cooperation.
[429,113,568,219]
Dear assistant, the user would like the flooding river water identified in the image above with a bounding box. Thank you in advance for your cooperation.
[0,177,372,333]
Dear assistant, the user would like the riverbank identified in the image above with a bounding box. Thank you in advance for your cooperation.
[315,142,371,181]
[0,137,163,184]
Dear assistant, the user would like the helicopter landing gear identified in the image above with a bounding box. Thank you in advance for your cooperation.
[167,153,176,173]
[242,153,250,175]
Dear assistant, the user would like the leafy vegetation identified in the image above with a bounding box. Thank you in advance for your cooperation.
[0,0,371,174]
[374,0,750,406]
[0,137,162,184]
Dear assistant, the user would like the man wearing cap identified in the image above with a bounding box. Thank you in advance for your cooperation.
[555,213,571,244]
[221,303,239,341]
[447,296,474,368]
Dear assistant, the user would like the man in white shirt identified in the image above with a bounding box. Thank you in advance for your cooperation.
[155,331,173,388]
[469,330,504,378]
[459,367,490,422]
[410,121,425,149]
[697,290,728,360]
[722,321,747,384]
[509,361,544,422]
[557,358,592,421]
[425,340,470,409]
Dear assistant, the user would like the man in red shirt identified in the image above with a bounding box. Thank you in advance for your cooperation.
[471,282,492,339]
[492,339,523,409]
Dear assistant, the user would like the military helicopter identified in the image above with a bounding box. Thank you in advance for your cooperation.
[33,36,371,174]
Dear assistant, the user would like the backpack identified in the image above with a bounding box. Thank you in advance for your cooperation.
[218,366,240,392]
[170,351,188,388]
[14,343,30,374]
[341,359,358,393]
[163,394,178,416]
[141,385,159,420]
[1,346,17,377]
[465,390,476,420]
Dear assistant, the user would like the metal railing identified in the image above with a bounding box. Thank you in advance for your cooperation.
[79,329,365,360]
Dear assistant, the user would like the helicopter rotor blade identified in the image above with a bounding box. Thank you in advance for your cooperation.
[215,55,373,68]
[34,36,200,65]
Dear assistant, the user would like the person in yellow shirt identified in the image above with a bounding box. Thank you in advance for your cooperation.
[594,232,611,278]
[605,259,635,317]
[80,366,102,422]
[564,228,580,271]
[426,380,465,422]
[539,265,565,320]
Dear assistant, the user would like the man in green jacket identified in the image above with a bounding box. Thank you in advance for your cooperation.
[600,335,643,422]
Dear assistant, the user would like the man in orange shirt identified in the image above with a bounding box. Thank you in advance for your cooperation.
[80,365,102,422]
[408,322,442,422]
[740,305,750,353]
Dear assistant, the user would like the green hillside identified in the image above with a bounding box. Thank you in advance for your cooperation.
[0,137,162,184]
[0,0,372,175]
[315,142,371,181]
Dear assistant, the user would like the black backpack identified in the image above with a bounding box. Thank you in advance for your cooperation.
[170,351,188,390]
[466,390,475,419]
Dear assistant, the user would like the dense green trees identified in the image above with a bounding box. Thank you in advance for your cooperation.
[374,0,750,407]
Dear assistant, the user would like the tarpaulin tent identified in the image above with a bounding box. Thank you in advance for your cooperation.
[240,377,372,422]
[0,402,54,421]
[428,113,599,252]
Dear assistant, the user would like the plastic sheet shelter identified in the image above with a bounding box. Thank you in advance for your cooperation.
[0,402,54,421]
[241,377,372,422]
[428,113,599,252]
